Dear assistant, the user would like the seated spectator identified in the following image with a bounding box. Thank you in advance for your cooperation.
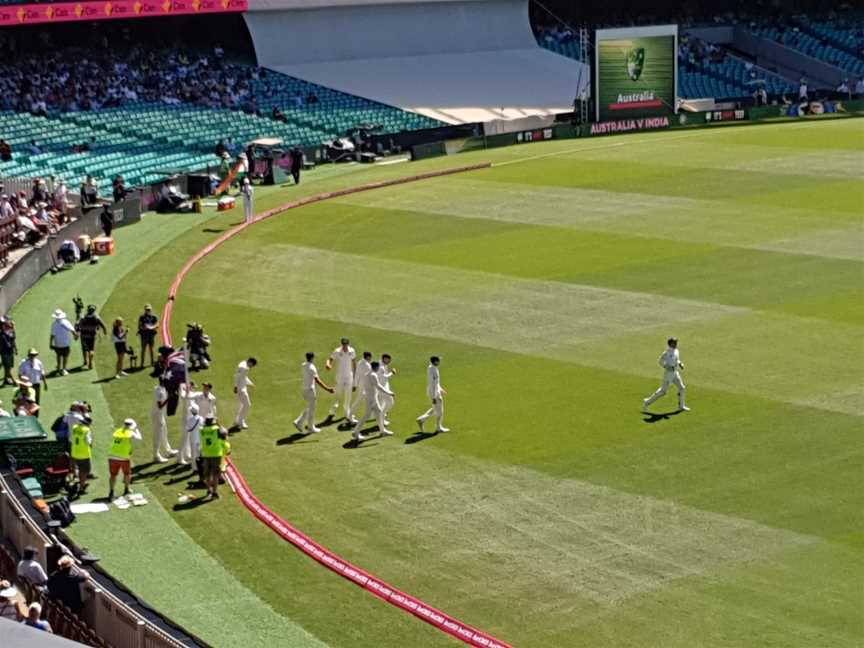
[31,178,48,204]
[0,139,11,162]
[306,92,319,104]
[0,581,21,621]
[28,140,42,155]
[214,139,227,157]
[272,106,288,123]
[112,174,128,202]
[23,602,52,632]
[47,555,88,615]
[17,547,49,589]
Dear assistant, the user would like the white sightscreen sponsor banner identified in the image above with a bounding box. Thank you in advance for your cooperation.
[244,0,590,122]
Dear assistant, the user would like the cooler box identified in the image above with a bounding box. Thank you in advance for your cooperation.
[93,237,115,256]
[217,196,236,211]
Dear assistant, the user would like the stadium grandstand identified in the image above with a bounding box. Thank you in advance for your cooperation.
[0,0,862,646]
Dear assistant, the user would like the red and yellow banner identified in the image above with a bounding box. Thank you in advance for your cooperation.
[0,0,246,27]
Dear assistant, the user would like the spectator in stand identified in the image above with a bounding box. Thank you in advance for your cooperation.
[0,140,11,162]
[214,139,227,157]
[23,602,52,633]
[50,308,77,375]
[112,174,128,202]
[1,193,14,221]
[0,318,17,386]
[77,304,107,370]
[837,78,851,99]
[137,304,158,366]
[47,555,88,615]
[13,377,38,416]
[0,580,21,621]
[31,178,48,204]
[16,547,49,589]
[18,347,47,406]
[28,140,41,155]
[799,77,808,102]
[53,179,70,224]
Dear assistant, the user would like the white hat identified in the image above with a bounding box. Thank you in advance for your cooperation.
[53,308,66,319]
[123,418,138,431]
[188,403,199,414]
[0,584,17,598]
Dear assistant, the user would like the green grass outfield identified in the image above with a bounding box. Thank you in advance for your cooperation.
[9,118,864,647]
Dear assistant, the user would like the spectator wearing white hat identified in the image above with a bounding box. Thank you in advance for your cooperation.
[108,418,142,499]
[18,347,47,405]
[50,308,77,375]
[0,580,21,621]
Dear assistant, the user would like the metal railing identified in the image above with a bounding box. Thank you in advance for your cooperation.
[0,470,190,648]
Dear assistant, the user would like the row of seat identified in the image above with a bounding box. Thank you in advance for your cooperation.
[751,25,864,75]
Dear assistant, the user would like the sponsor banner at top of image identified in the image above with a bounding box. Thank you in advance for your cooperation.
[0,0,247,27]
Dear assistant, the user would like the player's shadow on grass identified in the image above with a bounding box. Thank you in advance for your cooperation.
[643,410,683,423]
[342,437,380,449]
[404,431,439,444]
[173,497,212,511]
[201,228,227,233]
[276,432,316,445]
[131,462,184,482]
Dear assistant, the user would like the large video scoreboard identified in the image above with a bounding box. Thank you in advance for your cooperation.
[595,24,678,122]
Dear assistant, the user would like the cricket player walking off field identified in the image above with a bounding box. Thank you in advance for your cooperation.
[293,352,334,434]
[326,338,356,420]
[642,338,690,413]
[347,351,373,423]
[352,360,395,441]
[233,357,257,429]
[377,354,396,424]
[417,356,449,433]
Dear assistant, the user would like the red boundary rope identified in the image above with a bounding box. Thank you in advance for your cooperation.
[159,162,512,648]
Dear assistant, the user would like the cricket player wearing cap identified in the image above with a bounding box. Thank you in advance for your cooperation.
[347,351,373,423]
[109,418,142,499]
[179,402,204,465]
[293,352,334,434]
[378,354,396,425]
[152,379,177,462]
[352,360,395,442]
[233,357,257,430]
[642,337,690,413]
[325,337,356,420]
[18,348,47,406]
[417,356,449,433]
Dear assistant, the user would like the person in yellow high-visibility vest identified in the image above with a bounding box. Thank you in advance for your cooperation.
[69,417,93,493]
[200,417,226,499]
[108,418,142,500]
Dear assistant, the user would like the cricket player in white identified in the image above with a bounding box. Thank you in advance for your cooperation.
[233,357,257,429]
[325,337,356,420]
[293,352,334,434]
[417,356,449,433]
[151,380,177,462]
[241,178,254,223]
[347,351,373,423]
[642,337,690,413]
[352,360,395,441]
[377,354,396,425]
[179,402,204,465]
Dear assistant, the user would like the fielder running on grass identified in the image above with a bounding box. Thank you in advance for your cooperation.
[417,356,449,433]
[642,337,690,413]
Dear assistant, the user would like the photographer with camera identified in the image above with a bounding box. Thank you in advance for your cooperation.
[76,305,107,371]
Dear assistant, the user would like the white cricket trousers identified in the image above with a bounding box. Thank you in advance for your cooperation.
[294,388,317,430]
[329,377,353,417]
[380,393,394,420]
[243,198,253,223]
[151,412,173,457]
[353,397,387,434]
[235,389,251,426]
[418,397,444,429]
[348,385,367,419]
[644,371,686,409]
